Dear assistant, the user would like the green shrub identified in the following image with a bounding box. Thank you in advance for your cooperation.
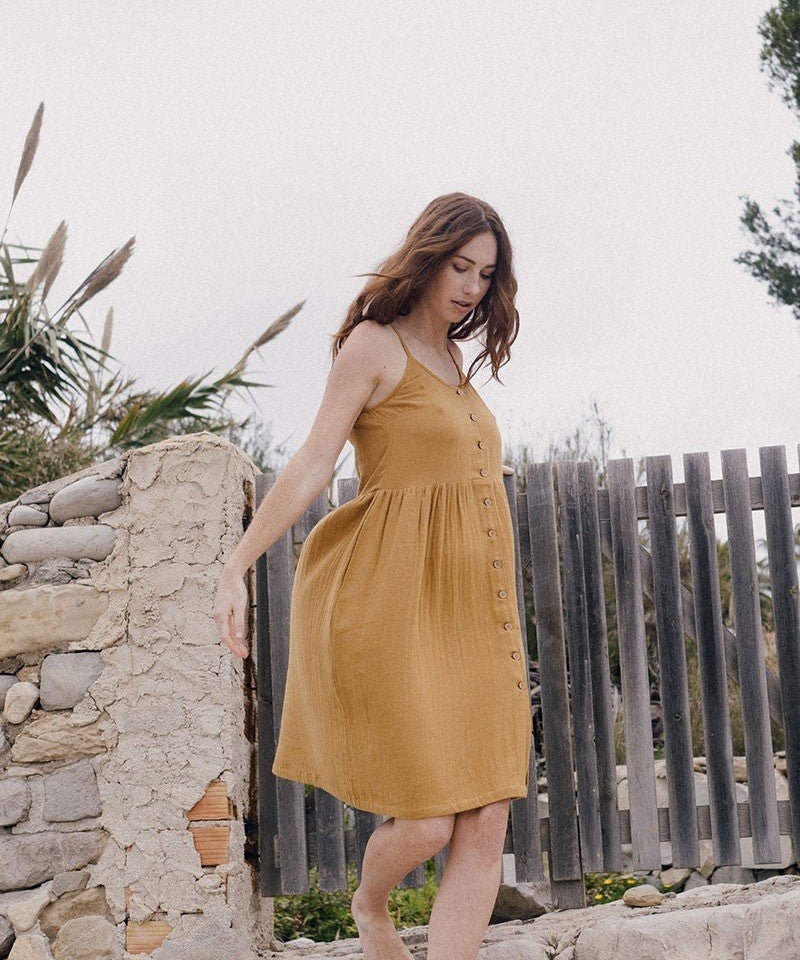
[584,871,647,905]
[274,859,438,943]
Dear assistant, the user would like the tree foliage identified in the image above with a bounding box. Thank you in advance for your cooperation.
[737,0,800,318]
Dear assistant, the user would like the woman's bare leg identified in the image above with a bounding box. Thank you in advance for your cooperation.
[351,813,455,960]
[425,798,511,960]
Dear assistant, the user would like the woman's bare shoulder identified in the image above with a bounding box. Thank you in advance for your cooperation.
[342,318,394,346]
[337,319,403,367]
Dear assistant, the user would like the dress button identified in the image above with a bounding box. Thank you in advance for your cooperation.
[470,413,478,421]
[483,497,493,506]
[492,559,503,568]
[487,528,497,538]
[498,590,508,599]
[477,440,485,450]
[503,622,514,631]
[511,650,521,660]
[517,680,527,690]
[456,387,465,395]
[479,468,488,477]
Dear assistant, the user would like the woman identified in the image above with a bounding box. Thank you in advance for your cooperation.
[214,192,532,960]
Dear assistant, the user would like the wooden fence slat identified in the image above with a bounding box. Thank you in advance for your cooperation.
[255,471,284,897]
[606,458,661,869]
[314,789,348,891]
[555,461,603,872]
[616,800,794,844]
[683,452,740,865]
[577,462,622,872]
[525,463,584,906]
[604,533,784,726]
[721,448,782,865]
[595,472,800,521]
[645,455,699,868]
[353,811,385,882]
[433,845,450,884]
[263,469,310,894]
[761,445,800,862]
[507,477,544,884]
[396,863,427,889]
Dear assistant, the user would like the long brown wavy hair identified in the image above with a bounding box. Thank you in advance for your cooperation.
[330,192,520,383]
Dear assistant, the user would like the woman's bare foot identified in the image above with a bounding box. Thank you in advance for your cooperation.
[350,886,413,960]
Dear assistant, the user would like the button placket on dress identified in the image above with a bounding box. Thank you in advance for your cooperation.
[453,380,527,692]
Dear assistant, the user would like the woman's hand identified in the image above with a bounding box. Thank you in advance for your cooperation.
[213,566,250,659]
[501,463,515,476]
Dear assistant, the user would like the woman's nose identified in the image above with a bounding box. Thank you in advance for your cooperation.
[463,274,480,295]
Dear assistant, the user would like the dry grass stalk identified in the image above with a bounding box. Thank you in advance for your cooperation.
[73,236,135,310]
[26,220,67,298]
[232,300,305,373]
[101,307,114,356]
[13,102,44,204]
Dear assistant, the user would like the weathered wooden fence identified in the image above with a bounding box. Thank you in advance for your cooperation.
[252,444,800,909]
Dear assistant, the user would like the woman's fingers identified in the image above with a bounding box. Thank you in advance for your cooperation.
[225,606,248,658]
[213,575,250,659]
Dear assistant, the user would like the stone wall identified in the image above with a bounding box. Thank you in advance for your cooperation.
[0,434,268,960]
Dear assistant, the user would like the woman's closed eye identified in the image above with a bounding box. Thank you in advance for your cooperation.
[453,264,494,282]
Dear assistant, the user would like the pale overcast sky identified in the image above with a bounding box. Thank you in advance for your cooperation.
[4,0,799,491]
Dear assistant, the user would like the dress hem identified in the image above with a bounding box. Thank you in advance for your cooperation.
[271,762,530,819]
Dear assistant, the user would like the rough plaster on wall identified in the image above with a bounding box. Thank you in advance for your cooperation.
[72,433,269,956]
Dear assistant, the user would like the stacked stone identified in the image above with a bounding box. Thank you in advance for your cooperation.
[1,660,114,958]
[0,466,122,959]
[0,465,124,587]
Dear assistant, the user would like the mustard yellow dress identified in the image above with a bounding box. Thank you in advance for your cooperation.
[271,323,532,818]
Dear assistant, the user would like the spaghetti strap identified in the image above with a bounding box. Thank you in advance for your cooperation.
[388,323,412,357]
[388,323,464,386]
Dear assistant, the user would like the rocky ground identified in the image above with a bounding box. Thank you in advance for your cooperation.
[257,875,800,960]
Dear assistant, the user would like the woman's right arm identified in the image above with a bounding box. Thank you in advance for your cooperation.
[212,320,389,657]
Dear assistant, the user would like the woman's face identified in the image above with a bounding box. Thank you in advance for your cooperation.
[422,230,498,321]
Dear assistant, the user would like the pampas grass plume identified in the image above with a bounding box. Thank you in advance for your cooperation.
[73,236,135,310]
[13,102,44,203]
[26,220,67,299]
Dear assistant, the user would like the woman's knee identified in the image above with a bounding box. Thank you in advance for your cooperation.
[395,813,455,850]
[452,798,511,847]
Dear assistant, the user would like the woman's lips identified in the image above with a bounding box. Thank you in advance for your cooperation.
[453,300,472,310]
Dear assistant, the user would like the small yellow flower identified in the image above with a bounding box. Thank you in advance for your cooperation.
[603,877,613,885]
[594,894,604,901]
